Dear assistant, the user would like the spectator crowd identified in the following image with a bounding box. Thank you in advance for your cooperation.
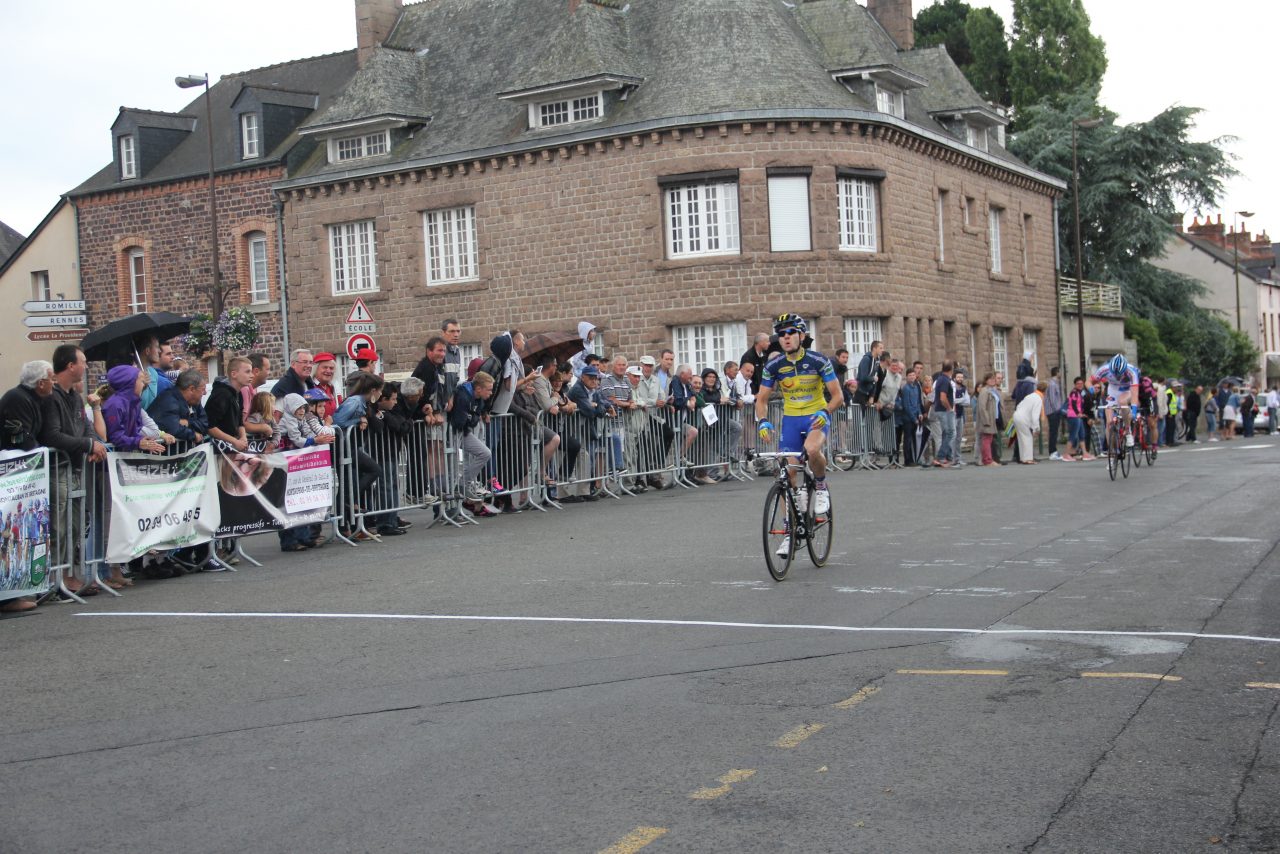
[0,321,1271,613]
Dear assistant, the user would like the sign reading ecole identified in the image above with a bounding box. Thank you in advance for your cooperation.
[344,297,376,334]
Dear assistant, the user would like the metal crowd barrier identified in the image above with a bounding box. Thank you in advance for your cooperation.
[32,385,962,603]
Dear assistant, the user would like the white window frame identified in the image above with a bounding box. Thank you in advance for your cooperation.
[837,176,879,253]
[329,130,390,163]
[241,113,261,159]
[969,325,978,378]
[459,343,484,369]
[966,123,989,152]
[424,206,479,286]
[843,317,883,368]
[119,135,136,179]
[1023,329,1039,371]
[247,232,270,304]
[30,271,51,302]
[1021,213,1031,279]
[127,248,146,313]
[532,91,603,129]
[989,206,1004,274]
[673,322,747,374]
[664,181,740,259]
[875,84,905,119]
[937,190,948,262]
[993,327,1009,390]
[767,174,812,252]
[328,220,378,295]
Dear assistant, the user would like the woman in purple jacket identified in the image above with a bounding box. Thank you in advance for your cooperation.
[101,365,164,454]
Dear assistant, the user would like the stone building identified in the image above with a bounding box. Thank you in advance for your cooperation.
[69,51,357,367]
[276,0,1064,381]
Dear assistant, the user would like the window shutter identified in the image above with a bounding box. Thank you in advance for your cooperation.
[768,175,811,252]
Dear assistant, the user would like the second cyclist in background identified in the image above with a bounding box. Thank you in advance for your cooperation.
[1090,354,1140,448]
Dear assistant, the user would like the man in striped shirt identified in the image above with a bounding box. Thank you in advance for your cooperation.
[599,354,635,479]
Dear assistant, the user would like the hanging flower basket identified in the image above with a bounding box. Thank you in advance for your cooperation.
[212,306,261,353]
[182,313,215,357]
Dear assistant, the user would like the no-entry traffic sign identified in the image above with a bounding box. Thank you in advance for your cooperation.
[345,332,376,359]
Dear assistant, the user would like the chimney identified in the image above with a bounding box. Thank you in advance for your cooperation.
[866,0,914,51]
[355,0,403,67]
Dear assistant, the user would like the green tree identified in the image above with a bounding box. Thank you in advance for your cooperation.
[963,8,1010,105]
[915,0,974,67]
[1008,87,1243,382]
[1125,316,1182,378]
[1009,0,1107,115]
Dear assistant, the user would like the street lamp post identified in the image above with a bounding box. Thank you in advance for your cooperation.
[1233,210,1254,332]
[175,74,224,323]
[1071,117,1103,378]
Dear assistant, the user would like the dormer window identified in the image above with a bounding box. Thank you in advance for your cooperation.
[241,113,261,159]
[535,92,602,129]
[119,135,137,179]
[875,85,905,119]
[330,130,390,163]
[966,123,989,152]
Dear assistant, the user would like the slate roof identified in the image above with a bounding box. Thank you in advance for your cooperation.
[0,220,24,269]
[282,0,1052,189]
[70,50,358,197]
[1178,232,1267,283]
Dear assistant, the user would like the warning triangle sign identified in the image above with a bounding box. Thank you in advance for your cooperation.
[346,298,374,324]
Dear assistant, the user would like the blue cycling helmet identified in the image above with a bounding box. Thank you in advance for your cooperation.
[1109,354,1128,376]
[773,313,808,335]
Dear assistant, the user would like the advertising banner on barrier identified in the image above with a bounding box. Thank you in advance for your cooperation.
[0,449,52,602]
[106,445,219,563]
[215,446,332,537]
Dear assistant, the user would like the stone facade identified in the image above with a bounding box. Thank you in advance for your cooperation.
[75,167,286,365]
[281,119,1059,378]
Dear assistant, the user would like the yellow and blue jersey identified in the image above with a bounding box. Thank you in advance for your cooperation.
[760,349,837,417]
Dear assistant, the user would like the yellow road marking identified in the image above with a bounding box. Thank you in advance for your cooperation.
[1246,682,1280,690]
[834,685,880,709]
[774,722,826,749]
[688,769,756,800]
[897,668,1009,676]
[598,826,668,854]
[1080,672,1182,681]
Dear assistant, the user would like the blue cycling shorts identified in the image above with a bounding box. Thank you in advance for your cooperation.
[779,413,829,454]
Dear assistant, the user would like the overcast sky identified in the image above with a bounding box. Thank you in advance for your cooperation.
[1,0,1275,246]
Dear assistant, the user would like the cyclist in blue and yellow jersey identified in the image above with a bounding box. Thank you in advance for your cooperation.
[754,314,844,536]
[1089,353,1140,448]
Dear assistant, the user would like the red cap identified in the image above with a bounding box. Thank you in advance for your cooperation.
[313,352,336,363]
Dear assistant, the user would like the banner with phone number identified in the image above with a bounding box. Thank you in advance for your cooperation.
[105,445,219,563]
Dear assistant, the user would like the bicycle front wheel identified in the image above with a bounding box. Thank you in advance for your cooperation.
[807,490,834,567]
[1107,426,1118,481]
[762,482,794,581]
[1120,439,1131,478]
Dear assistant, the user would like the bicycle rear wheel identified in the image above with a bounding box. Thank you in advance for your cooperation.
[762,482,794,581]
[807,489,834,567]
[1130,421,1143,467]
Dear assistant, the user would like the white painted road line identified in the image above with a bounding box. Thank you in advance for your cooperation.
[75,612,1280,646]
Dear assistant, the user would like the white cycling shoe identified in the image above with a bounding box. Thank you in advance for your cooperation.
[775,536,792,557]
[814,488,830,515]
[1125,433,1134,447]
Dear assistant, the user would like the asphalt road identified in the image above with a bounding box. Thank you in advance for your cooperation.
[3,437,1279,853]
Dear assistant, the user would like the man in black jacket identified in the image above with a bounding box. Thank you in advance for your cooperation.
[207,357,251,452]
[270,349,315,400]
[853,341,885,405]
[40,345,108,596]
[0,361,54,451]
[1184,384,1202,443]
[147,369,208,445]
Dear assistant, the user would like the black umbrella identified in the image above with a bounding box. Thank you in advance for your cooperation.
[81,312,192,361]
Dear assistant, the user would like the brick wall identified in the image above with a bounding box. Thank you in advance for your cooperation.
[281,120,1060,379]
[75,166,288,371]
